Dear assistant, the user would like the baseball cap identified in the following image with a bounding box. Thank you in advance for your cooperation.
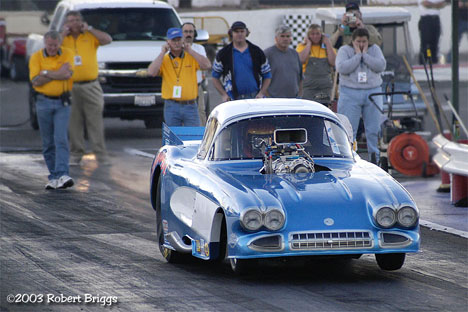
[230,21,247,30]
[345,2,360,11]
[167,28,182,39]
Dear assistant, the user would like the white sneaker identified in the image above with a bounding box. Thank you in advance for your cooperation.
[45,179,58,190]
[56,175,74,189]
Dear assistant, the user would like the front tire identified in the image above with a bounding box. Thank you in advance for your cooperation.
[229,258,257,275]
[376,253,405,271]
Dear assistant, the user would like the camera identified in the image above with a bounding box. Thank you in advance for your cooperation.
[61,92,71,106]
[346,13,357,23]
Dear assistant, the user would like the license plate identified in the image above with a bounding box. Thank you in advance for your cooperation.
[134,95,156,106]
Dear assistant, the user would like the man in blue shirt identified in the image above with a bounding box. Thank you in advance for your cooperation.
[212,21,271,102]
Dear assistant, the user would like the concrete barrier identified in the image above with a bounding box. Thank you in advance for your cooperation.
[432,134,468,207]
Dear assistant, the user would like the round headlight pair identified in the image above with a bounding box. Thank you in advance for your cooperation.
[241,208,285,231]
[375,206,418,228]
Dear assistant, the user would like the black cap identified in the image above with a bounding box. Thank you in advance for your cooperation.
[230,21,247,30]
[345,2,360,11]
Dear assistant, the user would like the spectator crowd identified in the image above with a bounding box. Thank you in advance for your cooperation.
[30,1,465,189]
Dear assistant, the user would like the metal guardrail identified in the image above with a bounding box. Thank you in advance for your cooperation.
[432,134,468,177]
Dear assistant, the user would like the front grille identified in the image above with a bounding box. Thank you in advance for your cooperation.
[290,231,373,250]
[107,62,149,70]
[102,62,162,92]
[106,76,161,90]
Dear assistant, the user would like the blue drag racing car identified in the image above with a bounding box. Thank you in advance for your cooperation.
[150,99,419,273]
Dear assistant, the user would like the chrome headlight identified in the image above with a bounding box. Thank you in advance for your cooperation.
[264,209,285,231]
[98,62,107,69]
[375,207,396,228]
[241,209,262,231]
[397,206,418,228]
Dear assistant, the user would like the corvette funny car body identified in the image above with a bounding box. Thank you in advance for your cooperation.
[150,99,419,273]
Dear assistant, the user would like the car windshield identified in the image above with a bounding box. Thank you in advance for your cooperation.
[212,115,352,160]
[81,8,180,41]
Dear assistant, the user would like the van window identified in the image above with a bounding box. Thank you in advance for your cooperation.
[81,8,180,41]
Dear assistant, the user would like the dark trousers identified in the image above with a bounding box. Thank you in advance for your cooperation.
[418,15,441,64]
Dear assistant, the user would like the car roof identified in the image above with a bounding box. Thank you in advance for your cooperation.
[316,7,411,24]
[210,99,340,127]
[62,0,172,10]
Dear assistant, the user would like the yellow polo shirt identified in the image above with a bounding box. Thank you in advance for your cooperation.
[29,47,74,96]
[62,31,99,81]
[296,44,328,72]
[160,52,200,101]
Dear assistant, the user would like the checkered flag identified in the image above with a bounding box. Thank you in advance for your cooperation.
[283,14,314,48]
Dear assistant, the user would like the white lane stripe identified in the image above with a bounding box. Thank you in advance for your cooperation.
[419,219,468,239]
[124,148,154,159]
[125,148,468,239]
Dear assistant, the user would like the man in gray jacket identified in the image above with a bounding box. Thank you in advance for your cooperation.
[336,28,386,164]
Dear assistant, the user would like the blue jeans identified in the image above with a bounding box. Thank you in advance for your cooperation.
[36,95,71,180]
[337,86,383,161]
[164,99,200,126]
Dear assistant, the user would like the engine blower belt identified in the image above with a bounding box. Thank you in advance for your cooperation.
[388,133,430,176]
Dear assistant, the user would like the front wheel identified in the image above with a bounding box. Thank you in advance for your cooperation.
[375,253,405,271]
[229,258,257,275]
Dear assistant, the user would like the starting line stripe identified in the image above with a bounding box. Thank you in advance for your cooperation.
[419,219,468,239]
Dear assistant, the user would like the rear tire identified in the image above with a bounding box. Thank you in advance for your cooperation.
[155,177,184,263]
[376,253,405,271]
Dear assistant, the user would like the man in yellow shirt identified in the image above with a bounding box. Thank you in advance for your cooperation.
[147,28,211,126]
[61,11,112,165]
[29,30,75,189]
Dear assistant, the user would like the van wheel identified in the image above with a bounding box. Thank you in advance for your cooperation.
[145,118,162,129]
[10,56,28,81]
[29,86,39,130]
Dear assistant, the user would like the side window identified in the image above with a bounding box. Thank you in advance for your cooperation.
[198,117,219,159]
[50,6,65,31]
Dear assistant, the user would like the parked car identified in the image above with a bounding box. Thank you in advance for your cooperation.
[26,0,209,130]
[150,99,420,274]
[0,18,28,81]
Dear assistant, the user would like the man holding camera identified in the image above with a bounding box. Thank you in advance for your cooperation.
[330,2,382,49]
[29,30,75,189]
[62,11,112,166]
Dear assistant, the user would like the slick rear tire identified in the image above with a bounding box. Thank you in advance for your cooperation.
[376,253,405,271]
[156,177,183,263]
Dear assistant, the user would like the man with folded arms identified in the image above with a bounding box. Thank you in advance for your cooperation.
[29,30,75,189]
